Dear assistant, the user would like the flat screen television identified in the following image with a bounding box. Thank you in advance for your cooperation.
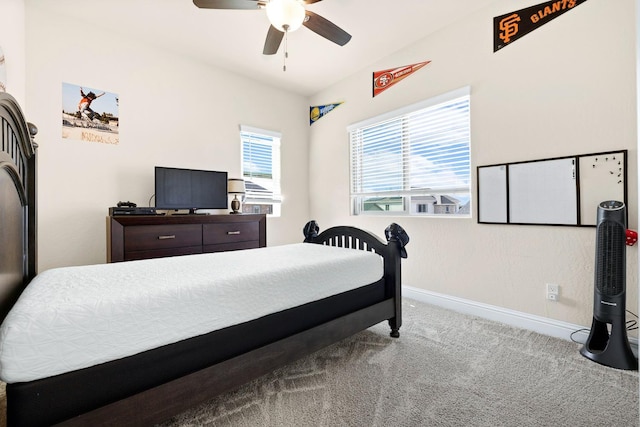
[155,166,228,212]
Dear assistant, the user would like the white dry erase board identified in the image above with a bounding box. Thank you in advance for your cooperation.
[478,165,507,223]
[477,150,626,226]
[509,158,578,225]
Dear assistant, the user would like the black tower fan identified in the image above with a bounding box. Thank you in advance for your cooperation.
[580,200,637,370]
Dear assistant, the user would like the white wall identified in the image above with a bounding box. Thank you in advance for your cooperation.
[0,0,26,105]
[309,0,638,328]
[25,6,310,271]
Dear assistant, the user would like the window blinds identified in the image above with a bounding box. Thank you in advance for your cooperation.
[240,126,282,203]
[349,90,470,201]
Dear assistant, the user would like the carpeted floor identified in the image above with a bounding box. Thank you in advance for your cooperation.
[0,299,637,426]
[157,299,639,426]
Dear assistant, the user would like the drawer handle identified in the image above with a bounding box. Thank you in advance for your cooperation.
[227,231,241,235]
[158,235,176,240]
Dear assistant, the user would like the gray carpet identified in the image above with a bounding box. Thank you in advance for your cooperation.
[159,298,639,426]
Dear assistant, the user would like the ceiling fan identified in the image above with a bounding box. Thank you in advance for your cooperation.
[192,0,352,56]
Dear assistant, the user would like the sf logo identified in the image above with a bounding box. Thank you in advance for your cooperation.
[499,13,521,44]
[375,73,393,88]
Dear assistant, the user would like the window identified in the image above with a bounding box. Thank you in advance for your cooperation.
[348,87,471,216]
[240,125,282,216]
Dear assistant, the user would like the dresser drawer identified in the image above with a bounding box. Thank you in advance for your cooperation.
[108,214,265,263]
[203,222,259,245]
[203,240,260,254]
[124,224,202,252]
[124,246,202,261]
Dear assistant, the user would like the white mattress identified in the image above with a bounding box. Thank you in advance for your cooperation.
[0,243,383,383]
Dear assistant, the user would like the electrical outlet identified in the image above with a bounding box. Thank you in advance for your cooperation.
[546,283,559,301]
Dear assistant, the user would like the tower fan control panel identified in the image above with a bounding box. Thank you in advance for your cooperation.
[599,200,624,211]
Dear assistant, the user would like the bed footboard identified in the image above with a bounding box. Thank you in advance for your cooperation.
[303,221,409,337]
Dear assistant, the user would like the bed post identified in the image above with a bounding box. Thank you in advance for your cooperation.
[26,122,38,283]
[384,223,409,338]
[303,220,319,242]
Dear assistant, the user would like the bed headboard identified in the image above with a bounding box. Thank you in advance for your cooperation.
[0,92,37,323]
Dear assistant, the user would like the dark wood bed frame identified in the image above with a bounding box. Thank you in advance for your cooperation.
[0,92,409,426]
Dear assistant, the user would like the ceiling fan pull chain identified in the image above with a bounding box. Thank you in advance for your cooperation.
[283,24,289,72]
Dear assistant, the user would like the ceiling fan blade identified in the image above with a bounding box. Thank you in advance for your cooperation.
[193,0,261,10]
[304,0,323,4]
[263,25,284,55]
[303,10,352,46]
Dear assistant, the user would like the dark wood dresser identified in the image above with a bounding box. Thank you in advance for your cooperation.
[107,214,266,262]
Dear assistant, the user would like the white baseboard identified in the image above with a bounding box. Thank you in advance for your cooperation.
[403,286,638,352]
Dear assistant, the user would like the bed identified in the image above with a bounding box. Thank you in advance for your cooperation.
[0,91,409,426]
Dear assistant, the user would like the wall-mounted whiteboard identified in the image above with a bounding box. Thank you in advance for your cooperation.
[477,150,626,227]
[509,158,577,225]
[478,165,507,223]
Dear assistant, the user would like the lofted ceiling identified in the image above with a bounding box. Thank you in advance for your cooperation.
[33,0,497,96]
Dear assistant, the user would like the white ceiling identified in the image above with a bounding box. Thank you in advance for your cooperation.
[35,0,497,96]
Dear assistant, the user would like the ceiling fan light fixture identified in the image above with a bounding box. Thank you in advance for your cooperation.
[266,0,306,32]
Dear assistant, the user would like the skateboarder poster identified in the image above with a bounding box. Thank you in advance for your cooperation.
[62,82,119,145]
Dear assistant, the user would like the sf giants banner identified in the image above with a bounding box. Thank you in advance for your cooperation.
[494,0,588,52]
[372,61,430,97]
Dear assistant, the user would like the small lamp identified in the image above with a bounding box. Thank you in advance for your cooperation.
[228,178,246,214]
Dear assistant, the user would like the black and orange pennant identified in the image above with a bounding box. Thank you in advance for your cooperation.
[310,102,343,125]
[372,61,430,97]
[494,0,588,52]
